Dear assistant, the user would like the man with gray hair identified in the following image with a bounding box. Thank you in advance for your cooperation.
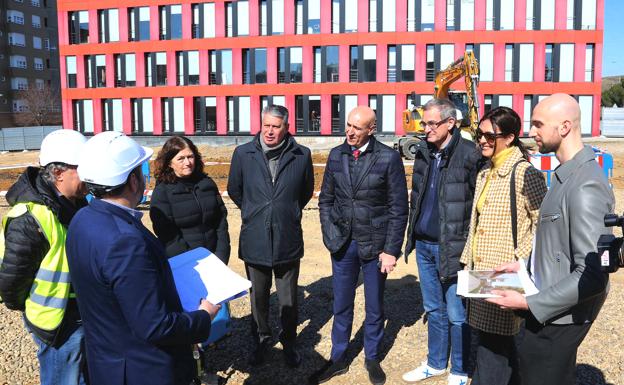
[402,98,481,385]
[228,104,314,367]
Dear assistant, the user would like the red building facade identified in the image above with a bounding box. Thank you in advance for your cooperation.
[57,0,604,136]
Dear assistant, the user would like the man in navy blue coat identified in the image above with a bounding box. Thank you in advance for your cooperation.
[313,106,409,385]
[66,132,220,385]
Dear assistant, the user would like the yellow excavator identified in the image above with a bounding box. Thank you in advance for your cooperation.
[394,51,481,160]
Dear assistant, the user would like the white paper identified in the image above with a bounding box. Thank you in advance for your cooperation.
[457,262,538,298]
[193,255,252,305]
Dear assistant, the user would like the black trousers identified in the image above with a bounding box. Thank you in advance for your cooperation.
[516,315,592,385]
[245,260,300,349]
[471,330,520,385]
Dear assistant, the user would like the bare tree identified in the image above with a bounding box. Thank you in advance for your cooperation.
[14,83,62,127]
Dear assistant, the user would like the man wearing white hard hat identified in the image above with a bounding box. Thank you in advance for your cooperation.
[65,132,220,385]
[0,129,89,385]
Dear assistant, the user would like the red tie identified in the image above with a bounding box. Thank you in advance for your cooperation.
[352,149,361,160]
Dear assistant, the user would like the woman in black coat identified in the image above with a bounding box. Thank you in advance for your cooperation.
[150,136,230,264]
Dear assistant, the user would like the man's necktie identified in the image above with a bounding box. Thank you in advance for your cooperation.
[352,149,361,160]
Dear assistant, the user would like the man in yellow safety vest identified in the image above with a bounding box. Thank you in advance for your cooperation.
[0,129,88,385]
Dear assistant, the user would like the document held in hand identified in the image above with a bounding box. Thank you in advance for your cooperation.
[168,247,251,312]
[457,262,538,298]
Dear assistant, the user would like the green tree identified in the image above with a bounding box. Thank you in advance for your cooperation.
[602,78,624,107]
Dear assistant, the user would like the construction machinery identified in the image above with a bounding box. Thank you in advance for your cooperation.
[394,51,481,160]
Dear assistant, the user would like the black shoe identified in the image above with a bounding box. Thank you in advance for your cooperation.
[283,347,302,368]
[248,341,270,366]
[309,359,349,384]
[365,359,386,385]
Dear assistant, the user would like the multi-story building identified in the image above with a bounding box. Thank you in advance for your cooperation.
[57,0,603,137]
[0,0,61,127]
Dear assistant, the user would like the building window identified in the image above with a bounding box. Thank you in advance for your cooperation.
[35,79,45,90]
[349,46,358,82]
[12,99,29,113]
[11,77,29,90]
[526,0,534,30]
[226,96,251,133]
[260,0,284,35]
[370,0,395,32]
[44,39,50,50]
[585,44,595,82]
[98,9,120,43]
[486,0,493,30]
[177,51,200,85]
[192,3,216,38]
[7,10,25,24]
[379,95,396,133]
[479,44,494,81]
[10,55,27,69]
[226,0,248,37]
[295,0,320,34]
[31,14,41,28]
[33,37,42,49]
[34,57,44,71]
[102,99,123,132]
[161,97,186,133]
[209,50,232,85]
[8,32,26,47]
[277,47,302,83]
[580,0,596,30]
[160,4,183,40]
[145,52,168,86]
[545,43,554,81]
[407,0,435,31]
[313,46,339,83]
[31,0,40,6]
[578,95,593,135]
[131,98,154,134]
[388,46,397,82]
[425,44,435,81]
[558,44,574,82]
[73,100,95,133]
[114,53,136,87]
[66,56,77,88]
[129,7,150,41]
[539,0,555,30]
[295,95,321,133]
[505,44,513,82]
[332,0,358,33]
[500,0,514,30]
[85,55,106,87]
[193,97,217,133]
[243,48,267,84]
[69,10,89,44]
[389,45,416,82]
[519,44,534,82]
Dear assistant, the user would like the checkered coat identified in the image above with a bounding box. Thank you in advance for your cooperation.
[460,146,547,335]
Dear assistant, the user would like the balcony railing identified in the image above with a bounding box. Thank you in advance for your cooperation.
[349,69,358,82]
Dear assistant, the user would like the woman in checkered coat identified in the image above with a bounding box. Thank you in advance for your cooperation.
[460,107,547,385]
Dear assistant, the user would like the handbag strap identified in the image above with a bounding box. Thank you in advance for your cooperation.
[510,160,525,250]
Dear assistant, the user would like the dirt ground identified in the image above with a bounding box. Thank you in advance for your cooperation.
[0,139,624,385]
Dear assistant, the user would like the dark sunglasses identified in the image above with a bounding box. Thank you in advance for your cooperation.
[476,130,506,143]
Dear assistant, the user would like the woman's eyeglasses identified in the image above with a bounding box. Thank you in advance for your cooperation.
[476,130,506,143]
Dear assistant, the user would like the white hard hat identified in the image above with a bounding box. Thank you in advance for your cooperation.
[39,129,87,167]
[78,132,153,187]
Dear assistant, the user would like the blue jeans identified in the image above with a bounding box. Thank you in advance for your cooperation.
[330,240,386,361]
[416,240,469,376]
[31,326,87,385]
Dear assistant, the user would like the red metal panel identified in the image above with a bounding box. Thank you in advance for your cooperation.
[60,54,67,89]
[302,45,313,83]
[250,95,261,134]
[415,43,426,82]
[285,95,296,134]
[474,0,486,31]
[167,50,177,86]
[358,94,368,105]
[62,99,73,129]
[597,0,604,30]
[434,0,446,32]
[376,44,387,83]
[93,98,103,133]
[574,43,585,82]
[122,98,132,134]
[105,54,115,88]
[76,54,86,88]
[136,52,146,87]
[199,50,209,85]
[216,96,227,135]
[267,47,277,83]
[339,44,350,82]
[321,94,331,135]
[533,42,545,82]
[555,0,567,30]
[58,11,69,46]
[150,6,159,41]
[232,48,242,84]
[493,43,505,82]
[396,0,407,32]
[215,2,225,38]
[454,42,465,61]
[182,3,192,39]
[119,7,129,42]
[514,0,526,31]
[184,96,194,134]
[512,93,524,134]
[89,9,98,44]
[284,0,295,35]
[152,96,163,135]
[358,0,368,33]
[321,0,331,33]
[249,0,259,36]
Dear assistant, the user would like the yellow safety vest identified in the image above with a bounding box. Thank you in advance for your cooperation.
[0,202,72,331]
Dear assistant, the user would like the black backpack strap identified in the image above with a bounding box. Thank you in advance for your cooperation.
[510,160,525,250]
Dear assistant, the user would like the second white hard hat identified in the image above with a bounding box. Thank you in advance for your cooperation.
[78,132,153,187]
[39,129,87,167]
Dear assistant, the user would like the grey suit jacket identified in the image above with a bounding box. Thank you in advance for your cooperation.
[527,145,614,325]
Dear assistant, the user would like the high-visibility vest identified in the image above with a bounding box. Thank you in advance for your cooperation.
[0,202,72,331]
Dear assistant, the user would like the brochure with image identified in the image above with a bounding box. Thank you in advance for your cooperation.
[457,263,538,298]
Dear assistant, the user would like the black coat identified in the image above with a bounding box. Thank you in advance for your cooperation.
[319,136,409,260]
[150,175,230,263]
[227,135,314,267]
[405,129,482,280]
[0,167,86,345]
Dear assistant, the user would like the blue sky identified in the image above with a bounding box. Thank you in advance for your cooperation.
[603,0,624,76]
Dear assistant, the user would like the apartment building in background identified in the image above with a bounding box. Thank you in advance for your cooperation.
[0,0,60,127]
[57,0,603,136]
